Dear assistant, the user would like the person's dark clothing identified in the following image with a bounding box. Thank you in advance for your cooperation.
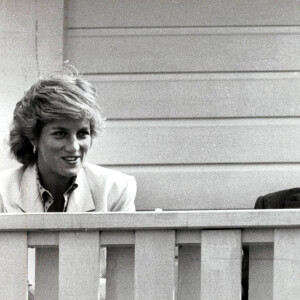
[255,188,300,209]
[243,188,300,300]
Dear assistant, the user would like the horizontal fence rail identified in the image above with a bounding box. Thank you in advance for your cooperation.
[0,210,300,299]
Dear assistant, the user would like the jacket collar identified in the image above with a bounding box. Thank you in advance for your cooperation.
[20,165,95,212]
[66,167,95,212]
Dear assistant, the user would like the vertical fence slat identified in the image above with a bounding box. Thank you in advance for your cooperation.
[0,232,27,299]
[274,228,300,300]
[248,244,273,300]
[59,231,100,300]
[35,248,59,300]
[106,247,134,300]
[177,246,201,300]
[135,230,175,300]
[201,230,242,300]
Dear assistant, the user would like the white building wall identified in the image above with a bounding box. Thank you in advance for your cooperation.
[0,0,64,169]
[1,0,300,209]
[65,0,300,210]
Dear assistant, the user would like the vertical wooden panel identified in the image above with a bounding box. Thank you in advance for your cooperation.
[201,230,242,300]
[0,0,65,170]
[274,229,300,300]
[135,230,175,300]
[36,0,64,75]
[59,232,100,300]
[0,232,27,299]
[106,247,134,300]
[0,0,36,170]
[249,244,273,300]
[177,246,201,300]
[35,248,59,300]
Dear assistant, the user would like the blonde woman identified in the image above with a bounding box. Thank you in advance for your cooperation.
[1,67,136,213]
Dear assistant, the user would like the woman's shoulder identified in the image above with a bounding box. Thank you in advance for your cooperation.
[0,166,27,209]
[0,165,27,187]
[83,163,136,212]
[83,163,134,183]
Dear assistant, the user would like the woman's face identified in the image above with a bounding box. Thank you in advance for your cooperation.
[36,118,92,180]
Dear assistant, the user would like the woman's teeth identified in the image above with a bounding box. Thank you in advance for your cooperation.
[63,157,78,162]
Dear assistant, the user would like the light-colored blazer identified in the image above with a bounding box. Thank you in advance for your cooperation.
[0,163,136,213]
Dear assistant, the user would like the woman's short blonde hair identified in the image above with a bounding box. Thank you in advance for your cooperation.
[9,67,105,166]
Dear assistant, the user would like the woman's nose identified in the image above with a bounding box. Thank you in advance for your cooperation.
[65,137,80,152]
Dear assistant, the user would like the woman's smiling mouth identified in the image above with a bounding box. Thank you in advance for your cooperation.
[62,156,80,164]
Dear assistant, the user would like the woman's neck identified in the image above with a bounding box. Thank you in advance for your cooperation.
[38,169,71,200]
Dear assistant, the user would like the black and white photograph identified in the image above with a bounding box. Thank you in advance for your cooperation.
[1,1,300,299]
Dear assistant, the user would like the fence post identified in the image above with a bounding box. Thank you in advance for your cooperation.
[201,230,242,300]
[0,232,27,300]
[135,230,175,300]
[59,231,100,300]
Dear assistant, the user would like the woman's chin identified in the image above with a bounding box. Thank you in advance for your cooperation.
[60,165,82,177]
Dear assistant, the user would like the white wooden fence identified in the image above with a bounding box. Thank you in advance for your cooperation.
[0,210,299,300]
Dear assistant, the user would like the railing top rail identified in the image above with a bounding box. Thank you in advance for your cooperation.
[0,209,300,231]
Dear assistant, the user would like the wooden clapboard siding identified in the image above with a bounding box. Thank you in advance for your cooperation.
[67,0,300,27]
[66,27,300,73]
[65,1,300,212]
[87,73,300,119]
[109,164,300,210]
[89,119,300,164]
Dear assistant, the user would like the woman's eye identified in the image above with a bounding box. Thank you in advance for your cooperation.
[54,131,66,137]
[78,131,90,138]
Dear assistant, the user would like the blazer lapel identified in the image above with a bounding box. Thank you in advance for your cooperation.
[20,165,95,213]
[66,167,95,212]
[20,165,44,212]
